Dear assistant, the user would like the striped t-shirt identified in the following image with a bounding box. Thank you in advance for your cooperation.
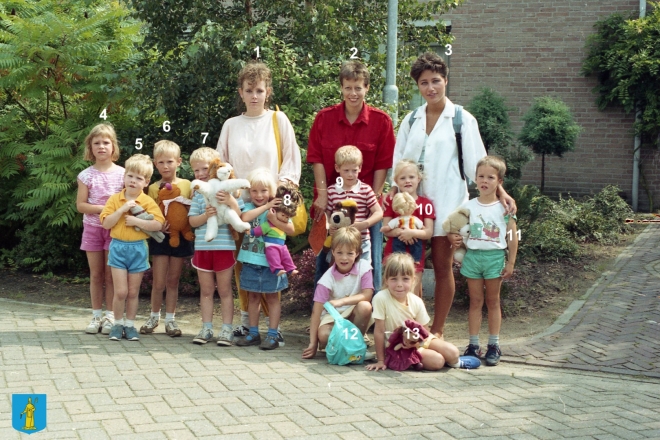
[326,180,377,240]
[189,192,243,251]
[77,165,125,227]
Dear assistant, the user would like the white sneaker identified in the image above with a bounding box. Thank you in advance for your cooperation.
[364,351,376,361]
[216,327,234,346]
[100,317,114,335]
[140,316,159,334]
[192,327,213,345]
[85,316,102,334]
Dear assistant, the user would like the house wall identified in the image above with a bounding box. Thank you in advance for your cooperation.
[439,0,659,211]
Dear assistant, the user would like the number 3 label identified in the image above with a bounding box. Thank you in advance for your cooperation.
[445,44,452,56]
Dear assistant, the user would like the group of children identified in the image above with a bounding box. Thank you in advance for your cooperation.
[77,122,518,370]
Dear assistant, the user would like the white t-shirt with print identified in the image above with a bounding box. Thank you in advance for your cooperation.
[462,198,510,250]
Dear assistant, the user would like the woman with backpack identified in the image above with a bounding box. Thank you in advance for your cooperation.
[391,52,516,339]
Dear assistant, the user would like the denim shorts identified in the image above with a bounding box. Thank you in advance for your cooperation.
[108,239,150,273]
[240,262,288,293]
[460,249,506,280]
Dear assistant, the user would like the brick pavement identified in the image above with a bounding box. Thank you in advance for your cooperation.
[1,298,660,439]
[503,224,660,379]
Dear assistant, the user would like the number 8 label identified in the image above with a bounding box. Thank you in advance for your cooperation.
[283,194,291,206]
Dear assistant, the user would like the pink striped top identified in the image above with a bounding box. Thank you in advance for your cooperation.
[326,180,377,240]
[77,165,125,227]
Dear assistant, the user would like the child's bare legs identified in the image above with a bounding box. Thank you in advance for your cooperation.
[215,267,234,325]
[485,278,502,335]
[265,294,280,330]
[87,251,113,309]
[413,272,423,298]
[198,270,216,323]
[348,301,373,334]
[125,272,143,321]
[467,278,485,336]
[111,268,142,320]
[420,339,460,371]
[317,323,333,349]
[247,292,261,328]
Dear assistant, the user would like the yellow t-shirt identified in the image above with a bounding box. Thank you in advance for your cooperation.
[147,179,192,204]
[100,189,165,241]
[371,289,430,333]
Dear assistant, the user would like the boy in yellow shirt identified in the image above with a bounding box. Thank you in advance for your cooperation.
[101,154,165,341]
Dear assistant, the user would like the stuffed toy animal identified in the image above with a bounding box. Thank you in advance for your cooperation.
[387,192,424,262]
[158,182,194,248]
[322,199,358,253]
[441,207,470,263]
[191,159,251,242]
[129,205,165,243]
[385,320,430,371]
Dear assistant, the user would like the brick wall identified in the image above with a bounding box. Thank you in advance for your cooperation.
[440,0,659,211]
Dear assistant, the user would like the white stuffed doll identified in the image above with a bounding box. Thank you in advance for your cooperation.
[387,192,424,262]
[441,207,470,263]
[191,159,251,242]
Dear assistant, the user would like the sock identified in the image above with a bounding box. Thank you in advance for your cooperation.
[203,322,213,330]
[488,335,499,346]
[469,335,479,347]
[249,326,259,337]
[447,361,460,368]
[241,311,249,328]
[267,328,278,338]
[165,313,175,323]
[105,311,114,321]
[151,311,161,319]
[265,316,270,328]
[92,309,102,318]
[222,323,233,333]
[116,318,125,327]
[124,319,135,328]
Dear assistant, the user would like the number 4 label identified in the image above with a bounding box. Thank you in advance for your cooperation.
[99,108,107,120]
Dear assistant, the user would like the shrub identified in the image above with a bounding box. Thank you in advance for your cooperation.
[282,248,316,314]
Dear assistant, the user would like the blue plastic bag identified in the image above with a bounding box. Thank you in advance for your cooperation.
[324,302,367,365]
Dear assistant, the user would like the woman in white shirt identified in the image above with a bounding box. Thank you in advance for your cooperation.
[392,52,515,339]
[216,61,302,339]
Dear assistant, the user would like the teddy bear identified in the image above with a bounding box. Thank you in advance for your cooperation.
[385,319,430,371]
[441,207,470,263]
[387,192,425,263]
[191,159,251,242]
[158,182,194,248]
[129,205,165,243]
[322,199,358,253]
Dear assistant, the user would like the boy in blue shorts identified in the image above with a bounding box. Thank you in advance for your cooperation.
[447,156,518,366]
[101,154,165,341]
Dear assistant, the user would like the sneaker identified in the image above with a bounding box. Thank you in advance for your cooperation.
[363,334,374,347]
[464,344,482,358]
[276,330,285,347]
[85,316,102,334]
[216,327,234,346]
[259,334,279,350]
[485,344,501,366]
[165,321,182,337]
[100,317,114,335]
[458,355,482,369]
[233,325,250,337]
[140,316,159,334]
[364,351,376,361]
[108,324,124,341]
[235,333,261,347]
[124,326,140,341]
[193,327,213,345]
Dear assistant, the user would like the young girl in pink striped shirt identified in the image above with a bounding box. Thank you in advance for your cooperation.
[76,124,125,335]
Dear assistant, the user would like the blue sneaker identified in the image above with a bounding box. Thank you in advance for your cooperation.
[108,324,124,341]
[485,344,501,366]
[458,355,481,369]
[124,326,140,341]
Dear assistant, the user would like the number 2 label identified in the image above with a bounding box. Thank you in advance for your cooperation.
[349,47,358,59]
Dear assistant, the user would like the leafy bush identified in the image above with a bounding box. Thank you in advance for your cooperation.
[282,248,316,314]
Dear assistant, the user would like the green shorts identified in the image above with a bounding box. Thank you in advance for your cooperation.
[460,249,506,280]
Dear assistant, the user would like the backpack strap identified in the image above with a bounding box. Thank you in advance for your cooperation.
[407,106,421,131]
[453,105,466,181]
[323,302,343,322]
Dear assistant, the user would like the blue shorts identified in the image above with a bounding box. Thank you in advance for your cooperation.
[460,249,506,280]
[108,239,150,273]
[240,262,288,294]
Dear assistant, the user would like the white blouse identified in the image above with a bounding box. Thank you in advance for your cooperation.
[394,99,486,236]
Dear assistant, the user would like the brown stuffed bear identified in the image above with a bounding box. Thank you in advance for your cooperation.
[322,199,358,253]
[158,182,194,248]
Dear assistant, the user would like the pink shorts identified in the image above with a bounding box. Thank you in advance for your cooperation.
[80,224,112,252]
[192,250,236,273]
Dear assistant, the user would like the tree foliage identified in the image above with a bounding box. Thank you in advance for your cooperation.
[466,87,533,187]
[518,97,581,193]
[582,2,660,145]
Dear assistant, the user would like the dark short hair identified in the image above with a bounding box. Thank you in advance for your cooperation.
[339,61,370,87]
[410,52,448,83]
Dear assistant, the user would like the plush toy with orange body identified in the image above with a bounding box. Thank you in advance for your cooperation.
[158,182,194,248]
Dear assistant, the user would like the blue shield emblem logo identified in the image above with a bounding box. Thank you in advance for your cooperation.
[12,394,47,434]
